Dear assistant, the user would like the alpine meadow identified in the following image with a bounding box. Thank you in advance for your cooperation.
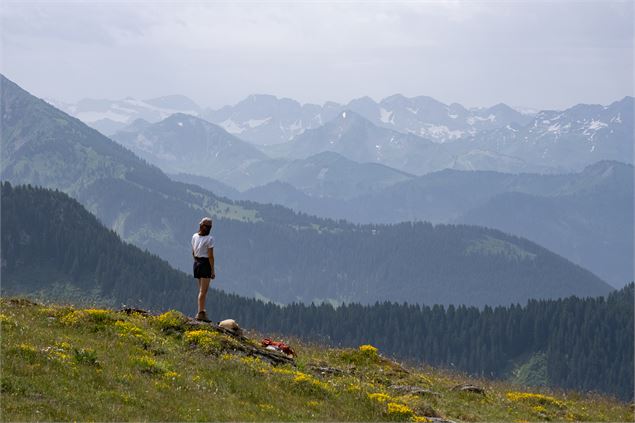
[1,2,634,422]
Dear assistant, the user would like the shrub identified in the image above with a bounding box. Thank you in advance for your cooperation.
[291,372,332,396]
[506,391,566,409]
[339,344,382,366]
[368,392,392,403]
[155,310,189,332]
[60,309,117,326]
[73,347,99,366]
[15,343,39,363]
[386,402,414,420]
[114,321,152,346]
[184,330,224,354]
[0,313,15,327]
[132,355,168,375]
[359,344,379,357]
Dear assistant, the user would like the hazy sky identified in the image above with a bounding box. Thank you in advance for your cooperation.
[1,1,633,110]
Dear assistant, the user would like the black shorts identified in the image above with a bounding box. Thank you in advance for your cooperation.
[193,257,212,279]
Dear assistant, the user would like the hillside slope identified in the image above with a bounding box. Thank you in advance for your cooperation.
[1,299,632,422]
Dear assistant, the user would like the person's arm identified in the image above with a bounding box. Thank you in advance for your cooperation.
[208,247,215,279]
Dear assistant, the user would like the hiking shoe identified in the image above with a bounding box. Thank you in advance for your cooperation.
[195,311,211,322]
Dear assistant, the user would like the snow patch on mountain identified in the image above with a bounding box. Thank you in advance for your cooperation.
[587,120,608,131]
[220,119,245,134]
[380,108,394,124]
[247,118,271,128]
[419,125,464,141]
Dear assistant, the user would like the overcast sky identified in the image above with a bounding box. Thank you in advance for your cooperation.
[1,0,633,110]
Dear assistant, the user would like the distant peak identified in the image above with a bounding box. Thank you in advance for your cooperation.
[380,93,408,104]
[145,94,200,111]
[247,94,277,101]
[489,103,515,112]
[348,96,377,105]
[332,109,368,124]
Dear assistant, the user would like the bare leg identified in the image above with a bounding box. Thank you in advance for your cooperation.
[197,278,211,314]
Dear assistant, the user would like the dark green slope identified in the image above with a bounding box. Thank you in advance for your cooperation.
[0,182,188,308]
[0,74,613,306]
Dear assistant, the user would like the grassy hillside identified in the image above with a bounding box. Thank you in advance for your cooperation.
[1,298,632,422]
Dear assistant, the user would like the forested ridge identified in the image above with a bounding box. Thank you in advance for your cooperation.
[1,183,632,400]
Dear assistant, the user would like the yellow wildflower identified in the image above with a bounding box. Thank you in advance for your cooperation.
[0,313,14,325]
[346,383,362,393]
[271,367,296,376]
[18,343,37,353]
[359,344,379,354]
[387,402,414,419]
[506,391,565,409]
[132,355,167,375]
[292,371,332,394]
[60,308,115,325]
[156,310,188,331]
[368,392,391,403]
[184,330,223,353]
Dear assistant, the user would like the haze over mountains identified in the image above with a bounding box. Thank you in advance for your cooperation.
[1,74,616,306]
[108,96,633,182]
[54,92,632,169]
[41,79,635,289]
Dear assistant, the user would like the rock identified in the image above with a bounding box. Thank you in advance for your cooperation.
[309,364,344,376]
[120,307,150,316]
[218,319,243,336]
[427,418,458,423]
[184,318,295,366]
[389,385,441,397]
[9,298,38,306]
[451,384,485,395]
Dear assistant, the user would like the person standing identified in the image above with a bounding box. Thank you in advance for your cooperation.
[192,217,215,322]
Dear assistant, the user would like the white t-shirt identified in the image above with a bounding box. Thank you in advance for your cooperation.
[192,233,215,258]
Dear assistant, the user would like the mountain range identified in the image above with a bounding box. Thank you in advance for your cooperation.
[54,82,635,287]
[0,73,614,306]
[108,93,632,181]
[48,94,202,135]
[53,92,632,169]
[51,92,537,144]
[461,97,633,171]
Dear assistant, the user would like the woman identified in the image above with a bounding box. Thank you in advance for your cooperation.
[191,217,216,322]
